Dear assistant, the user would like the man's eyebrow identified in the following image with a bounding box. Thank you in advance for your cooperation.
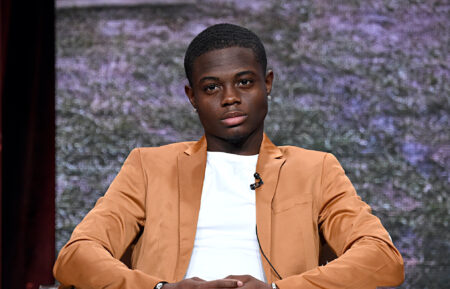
[236,70,256,77]
[199,76,220,83]
[198,71,256,84]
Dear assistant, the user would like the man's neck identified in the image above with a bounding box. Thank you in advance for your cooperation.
[205,131,263,156]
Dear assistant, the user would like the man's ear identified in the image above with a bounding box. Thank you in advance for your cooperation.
[265,70,274,95]
[185,85,197,109]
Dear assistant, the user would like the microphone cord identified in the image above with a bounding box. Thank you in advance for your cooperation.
[256,226,283,280]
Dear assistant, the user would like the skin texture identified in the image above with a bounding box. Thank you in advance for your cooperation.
[185,46,274,155]
[170,47,274,288]
[163,275,269,289]
[163,277,243,289]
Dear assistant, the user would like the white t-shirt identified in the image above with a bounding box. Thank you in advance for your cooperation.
[184,151,266,281]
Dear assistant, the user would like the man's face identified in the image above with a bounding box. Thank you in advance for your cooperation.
[185,46,273,148]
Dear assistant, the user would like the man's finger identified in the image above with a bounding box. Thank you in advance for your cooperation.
[224,275,251,282]
[203,279,243,288]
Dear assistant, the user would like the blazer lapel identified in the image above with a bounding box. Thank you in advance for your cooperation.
[175,136,207,280]
[255,134,286,282]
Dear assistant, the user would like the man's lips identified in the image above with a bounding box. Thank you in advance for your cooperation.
[221,111,247,126]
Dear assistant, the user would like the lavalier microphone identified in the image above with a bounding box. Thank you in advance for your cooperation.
[250,172,264,190]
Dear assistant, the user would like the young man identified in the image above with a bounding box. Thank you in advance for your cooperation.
[54,24,404,289]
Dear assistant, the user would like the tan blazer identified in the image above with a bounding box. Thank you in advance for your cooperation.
[54,134,404,289]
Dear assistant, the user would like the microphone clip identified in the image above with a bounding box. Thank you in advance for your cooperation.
[250,172,264,190]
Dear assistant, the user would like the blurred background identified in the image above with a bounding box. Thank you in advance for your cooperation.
[53,0,450,287]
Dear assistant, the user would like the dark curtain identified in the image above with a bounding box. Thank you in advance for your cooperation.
[1,0,55,288]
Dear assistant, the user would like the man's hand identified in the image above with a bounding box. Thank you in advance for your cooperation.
[164,277,244,289]
[224,275,272,289]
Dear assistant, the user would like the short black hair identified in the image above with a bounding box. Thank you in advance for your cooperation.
[184,23,267,86]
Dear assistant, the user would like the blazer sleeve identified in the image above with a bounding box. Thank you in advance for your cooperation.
[276,153,404,289]
[53,148,163,289]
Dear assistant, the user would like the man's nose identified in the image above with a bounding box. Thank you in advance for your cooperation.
[221,85,241,106]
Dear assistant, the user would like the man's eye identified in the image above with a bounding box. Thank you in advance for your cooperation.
[238,79,253,87]
[204,84,219,92]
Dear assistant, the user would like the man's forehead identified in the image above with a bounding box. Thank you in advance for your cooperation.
[191,46,263,80]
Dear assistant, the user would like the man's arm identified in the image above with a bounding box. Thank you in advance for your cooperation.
[203,154,403,289]
[54,149,248,289]
[54,148,162,288]
[274,153,404,289]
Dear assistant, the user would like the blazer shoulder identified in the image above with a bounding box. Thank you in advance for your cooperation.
[278,145,329,164]
[277,145,347,181]
[131,141,196,161]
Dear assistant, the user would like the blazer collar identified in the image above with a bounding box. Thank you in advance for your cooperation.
[175,134,285,281]
[175,136,207,280]
[184,135,207,156]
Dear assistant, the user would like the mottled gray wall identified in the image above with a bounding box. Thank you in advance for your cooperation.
[56,1,449,288]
